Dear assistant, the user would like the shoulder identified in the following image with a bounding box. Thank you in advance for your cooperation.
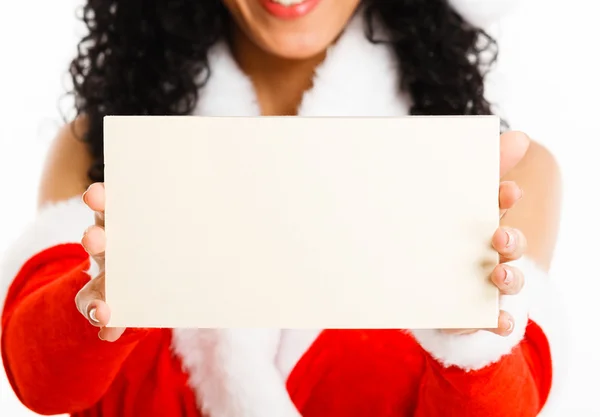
[502,137,562,270]
[37,117,93,208]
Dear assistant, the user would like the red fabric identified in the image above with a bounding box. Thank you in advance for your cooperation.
[2,244,553,417]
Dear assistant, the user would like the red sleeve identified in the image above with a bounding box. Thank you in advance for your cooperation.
[413,321,553,417]
[1,243,149,415]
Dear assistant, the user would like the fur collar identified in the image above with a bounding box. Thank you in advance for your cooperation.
[192,15,410,118]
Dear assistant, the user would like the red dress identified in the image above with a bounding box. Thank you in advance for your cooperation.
[0,199,556,417]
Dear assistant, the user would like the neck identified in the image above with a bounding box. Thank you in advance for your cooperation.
[229,27,326,116]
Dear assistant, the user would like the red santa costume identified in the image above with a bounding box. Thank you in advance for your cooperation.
[1,2,566,416]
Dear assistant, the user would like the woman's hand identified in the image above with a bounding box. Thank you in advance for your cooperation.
[444,131,531,337]
[74,182,126,342]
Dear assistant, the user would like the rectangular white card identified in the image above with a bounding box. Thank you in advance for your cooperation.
[103,116,499,329]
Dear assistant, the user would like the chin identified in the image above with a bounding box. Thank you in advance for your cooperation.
[224,0,360,60]
[258,31,334,60]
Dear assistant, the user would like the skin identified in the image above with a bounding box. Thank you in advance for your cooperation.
[222,0,360,59]
[38,0,562,342]
[224,0,360,115]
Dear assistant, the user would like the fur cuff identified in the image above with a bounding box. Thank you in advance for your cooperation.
[0,196,97,310]
[410,257,544,371]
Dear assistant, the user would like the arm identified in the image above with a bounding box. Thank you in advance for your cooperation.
[1,122,148,414]
[411,137,562,416]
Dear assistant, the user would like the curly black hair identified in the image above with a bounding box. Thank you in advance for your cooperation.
[70,0,500,183]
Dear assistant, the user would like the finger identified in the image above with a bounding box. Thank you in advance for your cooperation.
[75,284,106,327]
[490,264,524,295]
[499,181,523,218]
[99,327,126,342]
[492,227,527,262]
[484,310,514,336]
[83,183,105,224]
[500,131,530,178]
[81,225,106,258]
[85,300,111,328]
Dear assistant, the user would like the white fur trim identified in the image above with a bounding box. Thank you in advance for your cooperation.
[194,42,260,117]
[172,329,301,417]
[192,15,410,118]
[410,257,560,375]
[449,0,522,27]
[0,196,97,311]
[297,16,410,117]
[276,329,322,380]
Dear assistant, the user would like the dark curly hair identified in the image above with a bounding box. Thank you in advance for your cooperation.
[70,0,501,183]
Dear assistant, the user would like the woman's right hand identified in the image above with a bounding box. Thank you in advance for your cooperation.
[75,182,126,342]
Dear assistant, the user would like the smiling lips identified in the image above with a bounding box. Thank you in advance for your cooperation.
[260,0,322,19]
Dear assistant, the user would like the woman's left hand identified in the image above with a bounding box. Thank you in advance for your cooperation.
[444,131,531,337]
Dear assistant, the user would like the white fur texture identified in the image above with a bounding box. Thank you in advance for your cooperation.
[276,329,322,380]
[192,16,409,120]
[0,196,96,311]
[172,329,301,417]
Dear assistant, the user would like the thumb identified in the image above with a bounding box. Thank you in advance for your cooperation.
[500,131,530,178]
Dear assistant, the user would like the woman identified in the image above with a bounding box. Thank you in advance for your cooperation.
[0,0,563,416]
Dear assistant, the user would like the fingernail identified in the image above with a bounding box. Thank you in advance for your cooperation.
[89,307,99,323]
[503,267,513,285]
[505,229,515,248]
[518,188,524,200]
[506,319,514,333]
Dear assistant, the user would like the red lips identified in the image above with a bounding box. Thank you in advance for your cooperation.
[259,0,321,19]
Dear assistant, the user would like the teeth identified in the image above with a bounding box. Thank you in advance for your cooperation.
[270,0,305,5]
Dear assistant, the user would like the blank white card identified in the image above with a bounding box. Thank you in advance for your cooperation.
[103,116,500,329]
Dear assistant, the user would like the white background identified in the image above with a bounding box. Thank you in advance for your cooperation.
[0,0,598,415]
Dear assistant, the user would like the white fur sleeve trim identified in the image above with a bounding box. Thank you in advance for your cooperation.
[410,257,551,371]
[0,196,99,310]
[449,0,522,26]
